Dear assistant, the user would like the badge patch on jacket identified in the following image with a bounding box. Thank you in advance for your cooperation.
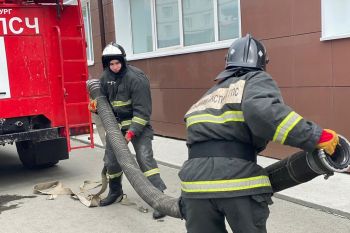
[186,80,245,115]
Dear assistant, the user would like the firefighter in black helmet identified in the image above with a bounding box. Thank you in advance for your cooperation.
[178,34,339,233]
[89,42,167,219]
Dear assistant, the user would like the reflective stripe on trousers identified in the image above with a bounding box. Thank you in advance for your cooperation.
[103,128,167,191]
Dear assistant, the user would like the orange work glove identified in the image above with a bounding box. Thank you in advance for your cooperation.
[316,129,339,156]
[125,130,135,143]
[88,99,97,113]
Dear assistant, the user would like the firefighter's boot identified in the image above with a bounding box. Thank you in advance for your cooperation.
[100,176,123,206]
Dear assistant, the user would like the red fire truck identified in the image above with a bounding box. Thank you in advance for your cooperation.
[0,0,93,168]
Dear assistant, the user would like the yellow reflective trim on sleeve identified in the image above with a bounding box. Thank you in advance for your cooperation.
[118,120,132,130]
[273,112,294,142]
[107,171,123,180]
[132,116,148,126]
[281,116,302,144]
[111,99,132,107]
[181,175,271,193]
[120,120,132,127]
[144,168,160,177]
[273,111,303,144]
[186,111,244,128]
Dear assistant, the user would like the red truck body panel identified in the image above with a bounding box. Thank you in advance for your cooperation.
[0,1,92,151]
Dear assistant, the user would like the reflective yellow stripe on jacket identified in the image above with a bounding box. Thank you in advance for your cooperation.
[186,111,244,128]
[118,120,131,130]
[144,168,160,177]
[273,111,302,144]
[118,117,147,129]
[181,175,271,193]
[111,99,132,107]
[132,116,147,126]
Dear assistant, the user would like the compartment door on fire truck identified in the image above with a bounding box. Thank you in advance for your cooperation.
[0,37,10,99]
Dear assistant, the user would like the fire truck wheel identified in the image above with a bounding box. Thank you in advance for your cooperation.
[16,140,59,169]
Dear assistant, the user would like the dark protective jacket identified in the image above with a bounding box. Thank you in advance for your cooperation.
[179,70,323,199]
[100,65,152,136]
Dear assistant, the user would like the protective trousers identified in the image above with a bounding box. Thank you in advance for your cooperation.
[181,194,272,233]
[103,128,167,192]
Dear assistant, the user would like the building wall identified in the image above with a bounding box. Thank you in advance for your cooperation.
[88,0,116,79]
[131,46,226,139]
[241,0,350,157]
[89,0,350,159]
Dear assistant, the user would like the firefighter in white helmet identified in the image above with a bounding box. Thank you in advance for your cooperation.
[89,42,167,219]
[178,34,339,233]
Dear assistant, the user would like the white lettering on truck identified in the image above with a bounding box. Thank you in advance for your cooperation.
[0,17,39,35]
[0,9,13,15]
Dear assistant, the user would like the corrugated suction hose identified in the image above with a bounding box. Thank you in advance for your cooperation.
[266,135,350,192]
[87,80,182,218]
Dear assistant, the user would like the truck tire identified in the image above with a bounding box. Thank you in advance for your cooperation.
[16,138,68,169]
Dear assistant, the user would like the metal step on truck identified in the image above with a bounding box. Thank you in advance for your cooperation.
[0,0,93,168]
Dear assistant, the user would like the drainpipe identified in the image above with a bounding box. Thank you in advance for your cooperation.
[98,0,106,49]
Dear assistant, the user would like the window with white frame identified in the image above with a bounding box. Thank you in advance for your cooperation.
[82,0,94,65]
[321,0,350,41]
[182,0,215,46]
[113,0,240,59]
[156,0,180,48]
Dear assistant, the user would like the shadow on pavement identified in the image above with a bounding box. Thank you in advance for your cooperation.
[0,194,36,214]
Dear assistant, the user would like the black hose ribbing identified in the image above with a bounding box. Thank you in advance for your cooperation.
[87,80,182,218]
[266,136,350,193]
[265,151,321,192]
